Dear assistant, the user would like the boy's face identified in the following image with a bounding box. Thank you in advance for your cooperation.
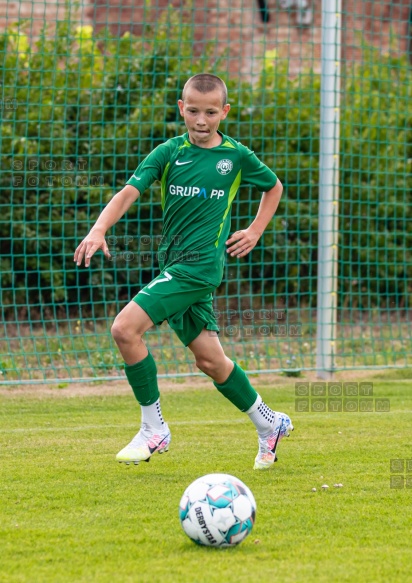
[178,87,230,148]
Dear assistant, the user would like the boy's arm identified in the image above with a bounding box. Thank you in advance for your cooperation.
[226,179,283,258]
[74,184,140,267]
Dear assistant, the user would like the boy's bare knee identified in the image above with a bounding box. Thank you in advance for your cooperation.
[195,356,218,377]
[111,319,125,343]
[111,317,140,345]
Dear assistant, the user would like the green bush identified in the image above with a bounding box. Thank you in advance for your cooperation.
[1,11,411,319]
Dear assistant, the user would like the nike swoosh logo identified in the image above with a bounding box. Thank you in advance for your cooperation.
[175,160,193,166]
[271,424,283,453]
[148,434,170,454]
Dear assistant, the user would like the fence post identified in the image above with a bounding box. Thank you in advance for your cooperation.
[316,0,342,379]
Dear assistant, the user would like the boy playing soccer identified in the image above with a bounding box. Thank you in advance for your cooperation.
[74,73,293,470]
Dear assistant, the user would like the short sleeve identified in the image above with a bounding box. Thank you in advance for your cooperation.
[126,142,171,194]
[240,145,278,192]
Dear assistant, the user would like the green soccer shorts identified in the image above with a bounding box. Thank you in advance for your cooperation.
[133,265,220,346]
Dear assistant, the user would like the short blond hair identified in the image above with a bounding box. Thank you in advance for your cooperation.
[182,74,228,106]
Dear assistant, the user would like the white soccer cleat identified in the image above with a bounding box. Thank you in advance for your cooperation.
[253,413,293,470]
[116,422,171,465]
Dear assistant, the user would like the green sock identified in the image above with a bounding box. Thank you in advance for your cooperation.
[213,362,258,412]
[124,351,160,406]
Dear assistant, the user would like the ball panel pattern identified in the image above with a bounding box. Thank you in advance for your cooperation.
[179,473,256,548]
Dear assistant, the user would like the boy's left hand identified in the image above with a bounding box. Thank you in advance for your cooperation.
[226,228,260,258]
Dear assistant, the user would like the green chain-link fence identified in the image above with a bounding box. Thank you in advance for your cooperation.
[1,0,411,383]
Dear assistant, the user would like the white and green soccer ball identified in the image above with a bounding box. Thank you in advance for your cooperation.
[179,473,257,548]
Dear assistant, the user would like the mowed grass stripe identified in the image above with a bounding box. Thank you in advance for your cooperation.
[0,419,249,434]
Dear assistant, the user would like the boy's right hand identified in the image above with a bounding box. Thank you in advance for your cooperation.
[74,229,111,267]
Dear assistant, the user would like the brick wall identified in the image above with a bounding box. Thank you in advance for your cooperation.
[0,0,88,37]
[2,0,410,76]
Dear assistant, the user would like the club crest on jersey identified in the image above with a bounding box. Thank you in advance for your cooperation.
[216,159,233,175]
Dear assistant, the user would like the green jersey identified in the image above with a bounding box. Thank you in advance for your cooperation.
[126,131,277,286]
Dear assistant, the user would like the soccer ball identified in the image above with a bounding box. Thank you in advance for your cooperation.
[179,473,257,548]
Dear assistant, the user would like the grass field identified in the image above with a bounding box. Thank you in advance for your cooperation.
[1,374,411,583]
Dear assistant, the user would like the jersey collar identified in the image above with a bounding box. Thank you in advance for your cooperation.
[182,131,232,150]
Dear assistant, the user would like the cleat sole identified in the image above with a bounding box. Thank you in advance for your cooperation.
[253,463,272,471]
